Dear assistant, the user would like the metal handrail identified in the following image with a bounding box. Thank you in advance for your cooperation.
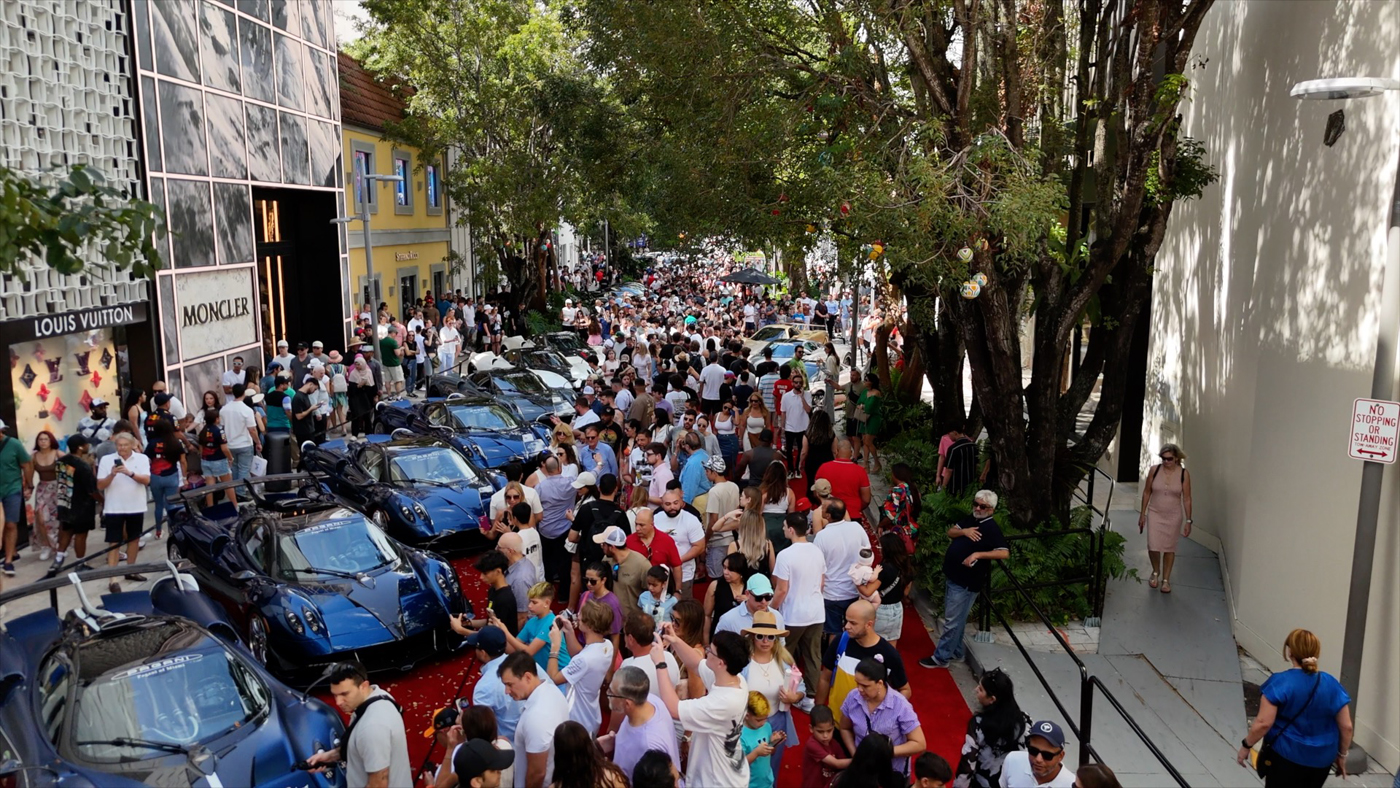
[982,564,1190,786]
[0,560,173,607]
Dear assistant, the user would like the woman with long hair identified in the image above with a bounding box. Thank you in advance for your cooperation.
[346,354,377,434]
[28,431,62,559]
[459,704,514,788]
[713,399,740,474]
[954,668,1031,788]
[741,392,771,452]
[1237,629,1353,788]
[575,561,623,642]
[721,487,773,576]
[867,532,913,646]
[123,389,147,449]
[189,390,221,434]
[743,610,803,773]
[704,552,749,644]
[145,420,187,539]
[549,720,628,788]
[197,408,237,508]
[586,319,604,347]
[802,409,837,490]
[669,598,707,699]
[1138,443,1193,594]
[834,733,905,788]
[759,461,794,552]
[1074,764,1123,788]
[855,373,883,473]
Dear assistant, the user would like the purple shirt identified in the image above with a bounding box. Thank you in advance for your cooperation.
[614,695,683,786]
[577,591,624,636]
[839,687,921,775]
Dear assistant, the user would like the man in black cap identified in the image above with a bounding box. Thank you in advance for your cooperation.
[999,720,1072,787]
[452,738,515,788]
[420,704,465,786]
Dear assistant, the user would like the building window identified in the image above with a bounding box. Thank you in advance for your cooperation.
[351,143,378,212]
[425,163,441,211]
[392,148,414,215]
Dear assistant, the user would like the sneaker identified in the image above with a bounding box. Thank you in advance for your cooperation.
[44,561,62,579]
[118,549,127,561]
[138,536,150,549]
[124,573,148,582]
[795,696,815,713]
[918,656,950,669]
[109,581,122,594]
[39,547,52,561]
[1,563,13,577]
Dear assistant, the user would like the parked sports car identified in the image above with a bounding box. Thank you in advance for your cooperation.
[0,565,345,787]
[742,323,830,355]
[749,337,823,382]
[500,347,588,387]
[374,395,551,471]
[427,367,574,423]
[299,436,495,552]
[166,481,466,680]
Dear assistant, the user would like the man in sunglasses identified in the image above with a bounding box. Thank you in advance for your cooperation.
[919,490,1009,670]
[999,720,1073,787]
[714,573,787,643]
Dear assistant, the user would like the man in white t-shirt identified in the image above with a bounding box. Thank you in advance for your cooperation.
[699,358,726,415]
[545,602,615,737]
[772,514,827,702]
[654,488,706,598]
[611,612,681,733]
[743,303,757,333]
[651,630,750,788]
[561,299,577,326]
[96,434,151,592]
[779,386,812,474]
[221,357,248,402]
[219,387,261,484]
[498,652,570,788]
[272,339,295,372]
[811,499,871,638]
[703,458,740,579]
[1000,721,1075,787]
[439,318,462,374]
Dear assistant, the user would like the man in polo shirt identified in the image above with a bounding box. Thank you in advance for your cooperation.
[498,652,571,788]
[715,573,787,638]
[466,626,522,740]
[814,439,872,522]
[999,721,1074,787]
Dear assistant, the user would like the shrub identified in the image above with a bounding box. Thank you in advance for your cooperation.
[525,310,563,337]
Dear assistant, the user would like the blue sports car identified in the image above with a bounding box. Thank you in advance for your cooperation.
[374,395,552,472]
[166,482,467,681]
[299,435,497,552]
[0,565,345,787]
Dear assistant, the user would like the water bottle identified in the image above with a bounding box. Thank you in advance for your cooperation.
[786,666,803,699]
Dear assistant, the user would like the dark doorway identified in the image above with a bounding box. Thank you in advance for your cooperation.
[252,188,344,356]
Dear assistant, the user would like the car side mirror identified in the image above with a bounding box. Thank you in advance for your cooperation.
[210,534,230,556]
[231,570,257,583]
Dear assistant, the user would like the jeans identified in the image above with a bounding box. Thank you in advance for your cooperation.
[149,473,182,530]
[439,349,457,376]
[933,580,979,663]
[823,597,859,634]
[404,359,417,393]
[229,445,255,481]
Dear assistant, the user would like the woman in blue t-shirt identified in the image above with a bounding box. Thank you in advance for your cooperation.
[1236,629,1352,787]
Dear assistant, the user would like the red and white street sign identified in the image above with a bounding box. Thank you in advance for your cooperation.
[1348,398,1400,464]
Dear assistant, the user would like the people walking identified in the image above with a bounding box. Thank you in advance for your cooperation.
[1139,443,1193,594]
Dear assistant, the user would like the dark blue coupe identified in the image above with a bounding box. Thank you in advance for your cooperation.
[374,395,552,472]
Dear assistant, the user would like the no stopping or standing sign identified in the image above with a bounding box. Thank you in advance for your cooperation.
[1348,398,1400,464]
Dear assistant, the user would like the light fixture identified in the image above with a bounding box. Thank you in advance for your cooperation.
[1289,77,1400,100]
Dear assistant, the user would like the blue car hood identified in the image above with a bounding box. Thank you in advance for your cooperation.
[396,484,489,533]
[297,568,445,643]
[452,432,543,469]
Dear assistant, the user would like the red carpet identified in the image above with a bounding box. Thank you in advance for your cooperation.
[319,545,971,785]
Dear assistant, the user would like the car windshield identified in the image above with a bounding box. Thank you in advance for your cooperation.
[550,333,583,352]
[275,516,400,576]
[447,403,520,431]
[389,445,486,485]
[70,633,268,763]
[533,369,572,390]
[753,326,787,342]
[522,351,565,370]
[498,372,546,394]
[767,343,798,358]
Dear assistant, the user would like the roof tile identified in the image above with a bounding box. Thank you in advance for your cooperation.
[337,52,410,132]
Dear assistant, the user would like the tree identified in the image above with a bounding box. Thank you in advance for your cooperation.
[352,0,624,313]
[0,164,166,278]
[580,0,1218,528]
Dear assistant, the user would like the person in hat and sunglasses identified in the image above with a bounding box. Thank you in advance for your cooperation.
[999,720,1073,787]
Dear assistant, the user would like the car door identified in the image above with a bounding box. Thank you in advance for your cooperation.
[469,372,495,394]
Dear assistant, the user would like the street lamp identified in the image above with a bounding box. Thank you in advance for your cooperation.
[1291,74,1400,774]
[332,172,404,309]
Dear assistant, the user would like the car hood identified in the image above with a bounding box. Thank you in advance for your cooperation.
[396,484,490,533]
[451,432,544,469]
[296,567,446,641]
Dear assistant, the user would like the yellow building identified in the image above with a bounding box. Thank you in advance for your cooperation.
[338,53,451,323]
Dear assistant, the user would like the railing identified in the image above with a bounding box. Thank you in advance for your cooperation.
[979,564,1191,786]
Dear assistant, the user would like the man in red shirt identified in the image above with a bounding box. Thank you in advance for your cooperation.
[814,439,873,522]
[625,508,682,571]
[771,365,795,451]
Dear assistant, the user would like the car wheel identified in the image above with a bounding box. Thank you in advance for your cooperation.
[247,613,270,666]
[372,510,392,530]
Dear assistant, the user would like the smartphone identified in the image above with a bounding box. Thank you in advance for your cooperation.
[112,458,124,468]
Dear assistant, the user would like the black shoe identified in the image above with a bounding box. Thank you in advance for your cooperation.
[109,581,122,594]
[44,564,61,579]
[124,573,148,582]
[918,655,950,669]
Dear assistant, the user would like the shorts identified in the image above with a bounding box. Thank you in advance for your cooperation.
[701,398,721,416]
[103,512,144,544]
[824,596,858,634]
[383,365,405,384]
[874,601,904,641]
[202,458,231,477]
[59,513,95,535]
[1,492,20,523]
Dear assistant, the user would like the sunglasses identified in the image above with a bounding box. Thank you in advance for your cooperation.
[587,577,601,585]
[972,503,991,510]
[752,594,773,602]
[754,634,777,642]
[1160,455,1176,461]
[1027,744,1063,761]
[505,495,522,501]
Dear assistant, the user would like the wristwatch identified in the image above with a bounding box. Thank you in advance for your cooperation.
[656,661,667,669]
[1186,519,1194,523]
[1241,739,1251,749]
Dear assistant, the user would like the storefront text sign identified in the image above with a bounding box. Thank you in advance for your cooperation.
[22,303,148,342]
[175,269,258,361]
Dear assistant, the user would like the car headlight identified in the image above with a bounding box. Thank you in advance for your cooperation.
[284,609,306,636]
[434,570,460,599]
[303,606,326,635]
[400,504,416,521]
[525,438,545,454]
[413,503,430,520]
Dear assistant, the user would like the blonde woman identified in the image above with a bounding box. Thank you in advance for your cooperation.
[742,610,803,773]
[741,393,772,452]
[625,482,652,529]
[1138,443,1193,594]
[720,486,774,576]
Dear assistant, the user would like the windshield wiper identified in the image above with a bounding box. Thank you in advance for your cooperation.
[77,737,190,755]
[412,478,469,488]
[288,566,369,583]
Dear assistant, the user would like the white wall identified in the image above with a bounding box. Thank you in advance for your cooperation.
[1145,0,1399,770]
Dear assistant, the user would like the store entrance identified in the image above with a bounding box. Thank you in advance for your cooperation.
[252,188,343,355]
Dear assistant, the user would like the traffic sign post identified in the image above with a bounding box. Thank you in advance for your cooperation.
[1347,398,1399,464]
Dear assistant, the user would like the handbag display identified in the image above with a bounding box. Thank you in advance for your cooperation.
[1256,674,1321,779]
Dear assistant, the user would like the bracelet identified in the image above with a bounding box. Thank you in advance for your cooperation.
[1241,739,1252,749]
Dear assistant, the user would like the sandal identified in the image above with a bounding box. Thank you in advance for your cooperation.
[1149,572,1159,589]
[1160,581,1172,594]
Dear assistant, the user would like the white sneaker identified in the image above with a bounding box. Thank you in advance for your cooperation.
[118,549,127,561]
[39,547,52,561]
[138,537,150,549]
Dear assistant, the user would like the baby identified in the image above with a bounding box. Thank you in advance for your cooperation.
[847,548,882,606]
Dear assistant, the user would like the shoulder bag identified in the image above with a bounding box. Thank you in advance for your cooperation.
[1256,674,1321,778]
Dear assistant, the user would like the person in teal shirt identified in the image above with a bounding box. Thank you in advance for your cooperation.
[742,690,781,788]
[263,377,292,432]
[494,580,571,679]
[0,419,34,576]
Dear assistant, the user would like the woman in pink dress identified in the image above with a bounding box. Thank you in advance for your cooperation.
[1138,443,1194,594]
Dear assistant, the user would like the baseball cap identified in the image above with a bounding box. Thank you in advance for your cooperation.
[583,386,596,395]
[571,471,597,490]
[593,525,627,547]
[277,339,289,348]
[453,738,515,784]
[90,397,109,407]
[422,705,460,738]
[312,340,324,348]
[746,574,774,596]
[1028,720,1066,749]
[153,393,172,406]
[810,478,832,497]
[702,455,726,473]
[463,625,507,656]
[0,418,6,430]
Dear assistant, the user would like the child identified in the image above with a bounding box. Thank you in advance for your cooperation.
[913,752,953,788]
[510,501,545,579]
[494,581,571,673]
[802,704,850,788]
[637,565,679,625]
[742,690,782,788]
[848,548,882,605]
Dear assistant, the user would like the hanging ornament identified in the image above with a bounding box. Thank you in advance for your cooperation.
[960,281,981,299]
[839,201,851,216]
[972,272,989,288]
[45,358,63,383]
[19,364,36,389]
[91,369,102,388]
[50,397,66,421]
[100,347,114,369]
[771,209,781,216]
[32,343,45,363]
[73,351,92,376]
[872,241,885,257]
[805,224,816,234]
[37,383,50,401]
[975,238,990,252]
[957,247,974,263]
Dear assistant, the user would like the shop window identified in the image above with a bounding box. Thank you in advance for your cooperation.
[425,162,442,214]
[350,142,378,213]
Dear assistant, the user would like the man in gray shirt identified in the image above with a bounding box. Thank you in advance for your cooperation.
[307,661,410,788]
[534,456,579,598]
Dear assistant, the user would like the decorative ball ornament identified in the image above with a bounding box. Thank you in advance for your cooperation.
[771,209,781,215]
[805,224,817,234]
[975,238,990,252]
[960,281,981,299]
[871,242,885,256]
[957,247,974,263]
[972,272,989,288]
[840,201,851,216]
